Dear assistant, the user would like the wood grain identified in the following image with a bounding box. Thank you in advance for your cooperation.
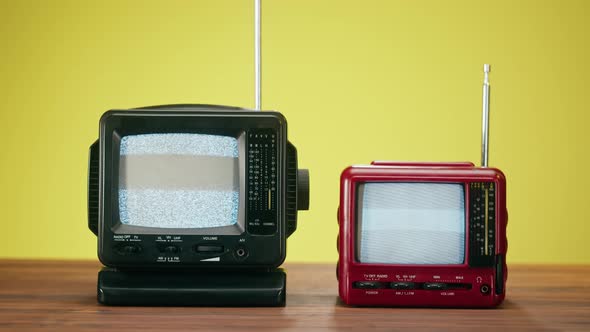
[0,260,589,331]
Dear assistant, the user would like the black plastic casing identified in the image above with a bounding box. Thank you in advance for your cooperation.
[88,105,306,270]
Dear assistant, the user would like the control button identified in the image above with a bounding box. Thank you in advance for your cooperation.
[353,281,382,289]
[423,282,448,290]
[195,245,224,253]
[390,282,416,290]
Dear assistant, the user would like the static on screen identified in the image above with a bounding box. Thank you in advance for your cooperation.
[118,133,239,229]
[358,183,465,264]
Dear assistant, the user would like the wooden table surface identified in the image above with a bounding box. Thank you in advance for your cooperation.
[0,260,589,331]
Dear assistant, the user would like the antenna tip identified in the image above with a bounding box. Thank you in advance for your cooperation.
[483,64,491,73]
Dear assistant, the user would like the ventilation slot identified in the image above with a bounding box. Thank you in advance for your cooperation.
[286,142,298,237]
[88,140,99,235]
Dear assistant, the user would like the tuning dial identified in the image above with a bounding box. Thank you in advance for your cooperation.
[297,169,309,211]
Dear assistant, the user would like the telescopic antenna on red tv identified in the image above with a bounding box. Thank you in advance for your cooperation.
[481,64,491,167]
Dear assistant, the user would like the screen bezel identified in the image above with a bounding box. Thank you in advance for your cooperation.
[340,165,505,270]
[354,181,467,265]
[97,110,288,269]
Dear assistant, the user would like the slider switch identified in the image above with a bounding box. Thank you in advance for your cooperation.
[116,244,142,255]
[423,282,448,290]
[164,246,179,254]
[390,282,416,290]
[195,245,224,253]
[353,281,381,289]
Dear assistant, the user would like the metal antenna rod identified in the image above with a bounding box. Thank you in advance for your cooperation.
[254,0,261,111]
[481,64,491,167]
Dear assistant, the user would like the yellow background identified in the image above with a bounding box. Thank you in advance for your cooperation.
[1,0,588,264]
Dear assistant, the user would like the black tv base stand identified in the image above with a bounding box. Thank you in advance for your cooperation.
[97,267,286,307]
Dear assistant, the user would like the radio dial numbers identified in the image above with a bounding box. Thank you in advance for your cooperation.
[469,182,496,267]
[247,131,278,235]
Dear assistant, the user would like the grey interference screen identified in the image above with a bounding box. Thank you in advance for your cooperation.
[118,133,241,230]
[357,182,465,265]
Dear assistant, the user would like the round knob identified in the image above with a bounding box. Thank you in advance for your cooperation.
[297,169,309,211]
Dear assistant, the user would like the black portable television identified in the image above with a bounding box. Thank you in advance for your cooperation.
[87,105,309,305]
[87,2,309,306]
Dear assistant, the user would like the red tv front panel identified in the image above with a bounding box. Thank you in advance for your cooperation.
[337,161,507,307]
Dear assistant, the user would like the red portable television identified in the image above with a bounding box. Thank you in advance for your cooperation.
[337,65,508,307]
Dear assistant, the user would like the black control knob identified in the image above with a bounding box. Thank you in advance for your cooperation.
[297,169,309,211]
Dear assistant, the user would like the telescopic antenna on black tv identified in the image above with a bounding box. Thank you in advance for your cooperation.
[254,0,261,111]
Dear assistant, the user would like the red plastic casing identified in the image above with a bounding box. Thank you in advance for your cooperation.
[337,161,507,307]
